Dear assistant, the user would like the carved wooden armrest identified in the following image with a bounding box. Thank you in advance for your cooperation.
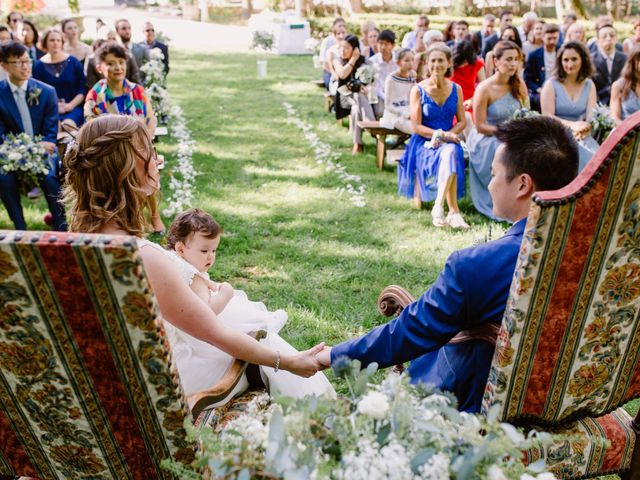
[189,330,267,421]
[377,285,416,317]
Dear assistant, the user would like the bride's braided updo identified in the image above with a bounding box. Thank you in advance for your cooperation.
[63,115,155,235]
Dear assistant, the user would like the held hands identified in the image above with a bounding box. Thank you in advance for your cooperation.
[444,131,460,144]
[58,101,69,115]
[572,121,591,141]
[315,346,332,369]
[281,342,326,377]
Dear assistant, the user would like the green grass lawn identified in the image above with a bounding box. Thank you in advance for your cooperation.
[2,51,636,470]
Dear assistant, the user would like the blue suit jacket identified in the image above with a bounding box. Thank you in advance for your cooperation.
[524,47,547,106]
[331,219,527,412]
[0,78,59,144]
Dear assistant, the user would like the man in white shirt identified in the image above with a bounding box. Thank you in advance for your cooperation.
[401,15,429,50]
[369,29,396,116]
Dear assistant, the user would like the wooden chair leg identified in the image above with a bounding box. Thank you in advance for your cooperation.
[376,134,386,170]
[620,411,640,480]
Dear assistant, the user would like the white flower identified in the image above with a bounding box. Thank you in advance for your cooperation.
[418,452,450,479]
[357,391,390,419]
[535,474,557,480]
[488,465,508,480]
[7,152,21,161]
[520,475,537,480]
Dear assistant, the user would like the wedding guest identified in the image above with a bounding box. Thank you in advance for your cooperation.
[6,11,22,39]
[587,16,623,53]
[415,30,444,81]
[85,38,142,89]
[472,14,495,56]
[20,20,44,60]
[61,18,91,63]
[359,20,376,56]
[485,26,522,77]
[468,41,526,220]
[482,9,514,58]
[0,41,66,231]
[524,22,560,111]
[369,29,396,115]
[63,115,325,397]
[140,21,169,73]
[380,48,415,134]
[446,20,470,48]
[396,43,468,229]
[115,18,149,81]
[322,20,346,90]
[363,28,379,59]
[85,43,155,134]
[610,48,640,124]
[450,40,485,110]
[318,115,579,413]
[623,18,640,55]
[414,28,426,55]
[517,11,538,45]
[0,25,10,42]
[33,29,86,128]
[442,21,454,44]
[522,20,545,59]
[332,34,374,154]
[591,23,626,105]
[541,41,598,171]
[566,23,586,44]
[402,15,429,49]
[559,12,577,46]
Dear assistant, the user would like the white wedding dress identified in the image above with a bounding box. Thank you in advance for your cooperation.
[139,240,334,406]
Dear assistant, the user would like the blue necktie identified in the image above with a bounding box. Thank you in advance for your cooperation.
[14,87,34,137]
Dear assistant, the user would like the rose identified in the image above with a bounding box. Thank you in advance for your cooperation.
[357,391,390,419]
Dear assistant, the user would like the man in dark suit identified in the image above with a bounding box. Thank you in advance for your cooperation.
[472,14,495,55]
[590,24,626,105]
[140,21,169,74]
[524,23,560,111]
[115,18,149,82]
[482,9,514,58]
[0,41,66,231]
[446,20,469,48]
[316,116,579,413]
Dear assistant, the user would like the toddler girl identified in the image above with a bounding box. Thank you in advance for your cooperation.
[164,208,334,403]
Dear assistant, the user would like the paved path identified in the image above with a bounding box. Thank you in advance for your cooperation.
[42,0,252,52]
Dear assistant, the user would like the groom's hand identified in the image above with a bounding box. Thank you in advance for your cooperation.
[315,346,332,369]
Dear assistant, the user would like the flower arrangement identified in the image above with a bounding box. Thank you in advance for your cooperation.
[355,64,378,85]
[251,30,275,52]
[590,103,615,143]
[283,102,366,207]
[510,108,540,120]
[141,48,170,122]
[162,359,557,479]
[0,133,48,186]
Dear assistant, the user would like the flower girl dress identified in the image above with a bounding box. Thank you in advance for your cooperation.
[140,240,335,406]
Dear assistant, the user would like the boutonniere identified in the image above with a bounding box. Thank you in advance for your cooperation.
[27,86,41,107]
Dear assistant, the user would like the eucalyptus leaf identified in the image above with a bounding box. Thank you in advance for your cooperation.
[237,468,250,480]
[410,448,435,473]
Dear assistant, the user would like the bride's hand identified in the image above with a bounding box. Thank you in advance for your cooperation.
[280,342,325,377]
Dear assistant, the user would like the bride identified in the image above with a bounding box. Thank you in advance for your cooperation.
[63,115,332,404]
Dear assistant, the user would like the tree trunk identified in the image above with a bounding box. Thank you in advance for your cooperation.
[241,0,252,20]
[555,0,564,20]
[349,0,362,14]
[568,0,587,18]
[530,0,537,13]
[294,0,306,17]
[605,0,614,17]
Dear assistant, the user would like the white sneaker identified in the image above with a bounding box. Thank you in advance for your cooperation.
[446,212,470,230]
[27,187,42,200]
[431,205,446,228]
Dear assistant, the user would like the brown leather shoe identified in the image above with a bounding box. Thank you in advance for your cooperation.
[352,144,363,155]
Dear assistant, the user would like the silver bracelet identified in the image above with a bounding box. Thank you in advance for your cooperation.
[274,350,281,372]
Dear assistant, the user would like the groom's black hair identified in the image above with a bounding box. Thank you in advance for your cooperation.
[495,116,579,192]
[0,40,27,62]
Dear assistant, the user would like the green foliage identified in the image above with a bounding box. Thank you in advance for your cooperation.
[251,30,275,51]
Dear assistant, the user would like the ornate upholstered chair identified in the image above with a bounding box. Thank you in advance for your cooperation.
[0,232,256,478]
[377,112,640,479]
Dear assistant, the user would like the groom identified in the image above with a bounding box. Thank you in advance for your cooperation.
[317,116,580,412]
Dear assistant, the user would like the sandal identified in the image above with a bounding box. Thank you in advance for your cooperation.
[446,212,470,230]
[431,205,446,228]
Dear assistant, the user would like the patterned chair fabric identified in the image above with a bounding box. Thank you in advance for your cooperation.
[0,231,194,479]
[480,112,640,478]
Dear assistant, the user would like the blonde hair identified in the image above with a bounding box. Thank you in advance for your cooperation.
[63,115,154,236]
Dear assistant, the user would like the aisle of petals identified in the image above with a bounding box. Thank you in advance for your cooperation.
[283,102,366,208]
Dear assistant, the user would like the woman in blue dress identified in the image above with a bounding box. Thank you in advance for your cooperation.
[540,41,598,172]
[33,29,86,128]
[468,41,527,220]
[397,43,468,229]
[611,48,640,124]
